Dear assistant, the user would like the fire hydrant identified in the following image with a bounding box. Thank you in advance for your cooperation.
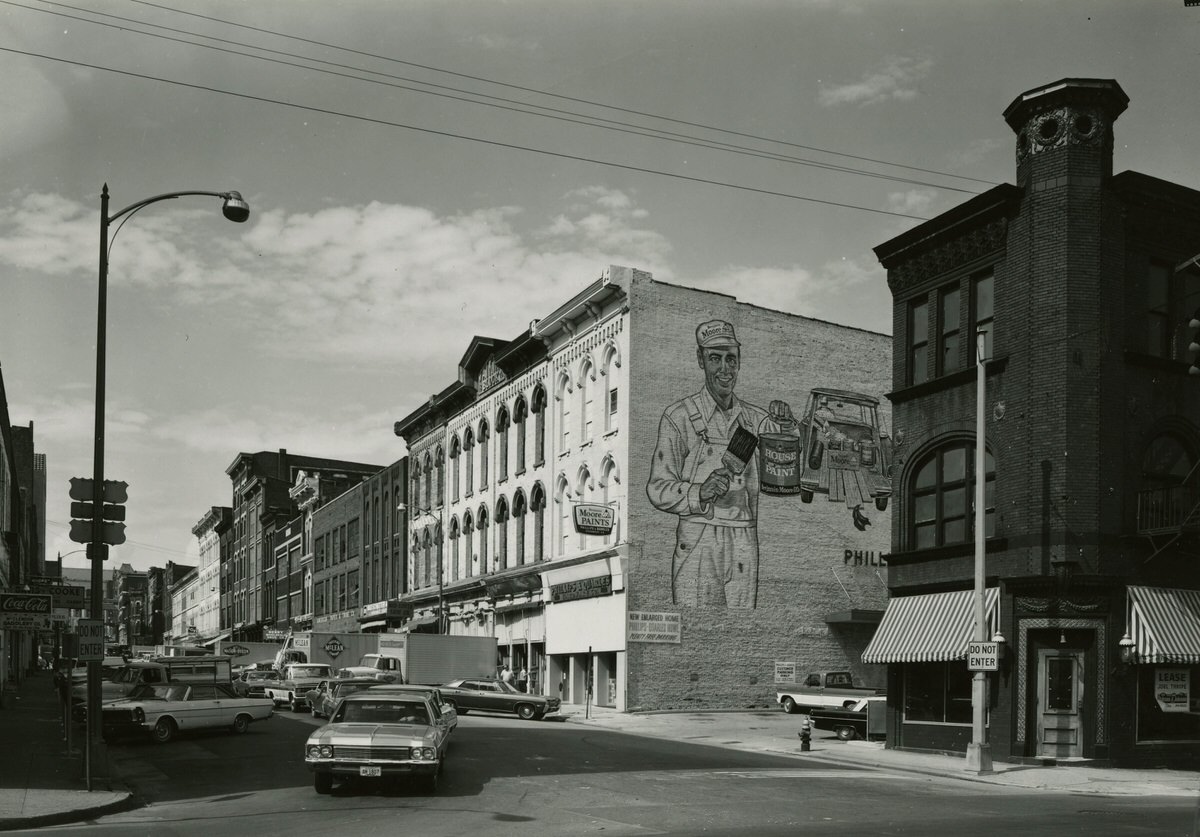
[798,716,812,751]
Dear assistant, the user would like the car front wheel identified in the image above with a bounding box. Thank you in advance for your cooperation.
[231,714,251,734]
[314,773,333,794]
[152,717,176,744]
[516,703,537,721]
[836,726,857,741]
[781,696,797,714]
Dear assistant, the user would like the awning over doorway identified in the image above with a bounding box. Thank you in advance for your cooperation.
[401,614,438,633]
[203,631,232,647]
[862,587,999,664]
[1126,586,1200,664]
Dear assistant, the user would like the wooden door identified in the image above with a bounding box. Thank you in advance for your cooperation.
[1036,648,1084,759]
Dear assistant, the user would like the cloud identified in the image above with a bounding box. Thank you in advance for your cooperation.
[818,56,933,107]
[690,258,881,320]
[886,188,938,217]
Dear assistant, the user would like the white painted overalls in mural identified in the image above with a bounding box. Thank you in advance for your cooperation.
[648,388,769,608]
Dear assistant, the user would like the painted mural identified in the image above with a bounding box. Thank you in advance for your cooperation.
[645,318,896,610]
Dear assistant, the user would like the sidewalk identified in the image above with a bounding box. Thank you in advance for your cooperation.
[1,676,1196,832]
[560,704,1200,799]
[0,670,136,831]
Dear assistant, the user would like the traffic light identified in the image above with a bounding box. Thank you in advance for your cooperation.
[67,477,128,546]
[1188,308,1200,377]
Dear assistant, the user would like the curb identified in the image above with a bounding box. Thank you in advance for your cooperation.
[0,794,141,833]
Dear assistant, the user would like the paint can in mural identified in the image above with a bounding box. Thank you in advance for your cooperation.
[758,414,802,496]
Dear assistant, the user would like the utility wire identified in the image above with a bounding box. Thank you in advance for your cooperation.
[0,46,932,221]
[20,0,980,195]
[130,0,995,187]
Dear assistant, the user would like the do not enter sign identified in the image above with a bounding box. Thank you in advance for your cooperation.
[968,641,1000,671]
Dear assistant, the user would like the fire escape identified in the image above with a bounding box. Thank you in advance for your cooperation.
[1137,461,1200,562]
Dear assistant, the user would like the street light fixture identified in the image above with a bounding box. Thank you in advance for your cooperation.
[84,184,248,787]
[397,502,445,634]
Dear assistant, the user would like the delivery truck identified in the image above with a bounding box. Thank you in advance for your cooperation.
[276,631,498,685]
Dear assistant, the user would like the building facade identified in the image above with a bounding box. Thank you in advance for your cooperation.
[185,506,230,644]
[867,78,1200,767]
[396,267,894,710]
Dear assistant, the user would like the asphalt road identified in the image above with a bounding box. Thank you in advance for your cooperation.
[20,709,1196,837]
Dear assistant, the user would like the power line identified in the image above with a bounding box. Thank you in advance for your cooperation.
[18,0,981,196]
[0,45,932,221]
[130,0,995,188]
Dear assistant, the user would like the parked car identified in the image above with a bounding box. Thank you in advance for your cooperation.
[305,691,450,794]
[438,678,560,721]
[305,677,382,719]
[100,681,274,743]
[232,669,281,698]
[367,683,458,732]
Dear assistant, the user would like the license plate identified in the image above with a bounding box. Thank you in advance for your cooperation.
[359,766,381,777]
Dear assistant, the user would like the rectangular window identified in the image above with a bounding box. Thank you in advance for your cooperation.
[909,299,929,385]
[1135,665,1200,742]
[1146,261,1171,358]
[939,285,961,375]
[971,270,995,362]
[903,662,972,724]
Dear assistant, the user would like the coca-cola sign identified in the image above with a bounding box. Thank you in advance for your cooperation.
[0,593,52,613]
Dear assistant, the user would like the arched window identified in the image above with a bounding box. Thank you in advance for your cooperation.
[449,517,460,582]
[496,496,509,570]
[435,446,445,504]
[557,372,572,450]
[422,452,433,512]
[513,396,528,474]
[555,474,573,557]
[530,483,547,562]
[497,407,510,482]
[513,489,527,564]
[434,521,443,589]
[579,359,595,442]
[462,511,474,578]
[449,434,461,502]
[477,505,490,573]
[600,456,619,545]
[909,441,996,550]
[410,534,420,589]
[603,342,620,433]
[531,385,547,467]
[479,419,490,488]
[411,460,422,512]
[463,427,475,497]
[422,529,433,587]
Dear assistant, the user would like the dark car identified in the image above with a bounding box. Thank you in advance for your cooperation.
[438,678,560,721]
[305,677,383,719]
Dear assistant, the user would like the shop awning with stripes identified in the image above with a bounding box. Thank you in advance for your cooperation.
[862,587,999,664]
[1126,586,1200,664]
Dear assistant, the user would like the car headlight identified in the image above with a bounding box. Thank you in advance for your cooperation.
[416,747,436,760]
[133,707,144,723]
[306,744,333,759]
[320,744,333,758]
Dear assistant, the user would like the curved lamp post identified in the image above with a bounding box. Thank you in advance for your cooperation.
[85,184,248,786]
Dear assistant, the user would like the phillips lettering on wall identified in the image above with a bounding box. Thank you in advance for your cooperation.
[843,550,888,567]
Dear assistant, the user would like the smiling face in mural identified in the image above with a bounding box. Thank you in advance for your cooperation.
[697,345,740,408]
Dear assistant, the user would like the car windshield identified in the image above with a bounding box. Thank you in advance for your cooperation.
[336,700,430,725]
[496,680,522,694]
[291,666,330,677]
[248,671,279,681]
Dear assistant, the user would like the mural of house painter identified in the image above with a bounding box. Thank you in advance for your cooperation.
[646,321,897,609]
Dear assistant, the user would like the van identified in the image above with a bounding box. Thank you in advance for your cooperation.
[72,655,233,704]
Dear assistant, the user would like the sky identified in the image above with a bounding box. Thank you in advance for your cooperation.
[1,0,1197,575]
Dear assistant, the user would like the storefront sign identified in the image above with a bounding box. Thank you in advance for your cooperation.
[1154,668,1191,713]
[627,611,682,644]
[573,503,615,536]
[774,662,797,683]
[550,575,612,603]
[25,583,87,609]
[0,593,53,630]
[361,599,402,618]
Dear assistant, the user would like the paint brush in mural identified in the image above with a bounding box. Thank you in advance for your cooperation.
[721,426,759,475]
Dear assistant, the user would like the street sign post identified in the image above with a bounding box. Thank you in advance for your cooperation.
[76,619,105,661]
[968,640,1000,672]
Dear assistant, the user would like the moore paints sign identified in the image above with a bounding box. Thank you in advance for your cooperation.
[0,593,53,630]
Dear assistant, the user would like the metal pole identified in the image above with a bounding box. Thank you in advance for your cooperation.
[966,328,992,774]
[86,185,111,787]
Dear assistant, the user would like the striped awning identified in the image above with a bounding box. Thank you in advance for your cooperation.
[862,587,999,664]
[1126,586,1200,664]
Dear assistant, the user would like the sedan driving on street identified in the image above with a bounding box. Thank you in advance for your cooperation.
[438,678,560,720]
[305,692,449,794]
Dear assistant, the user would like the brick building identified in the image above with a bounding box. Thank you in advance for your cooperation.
[867,78,1200,767]
[395,267,893,710]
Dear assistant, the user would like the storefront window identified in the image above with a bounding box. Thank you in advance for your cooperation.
[1136,665,1200,742]
[903,662,972,724]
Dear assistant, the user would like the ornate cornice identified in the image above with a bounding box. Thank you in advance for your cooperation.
[887,218,1008,295]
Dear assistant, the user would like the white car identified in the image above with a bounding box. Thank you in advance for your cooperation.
[101,681,274,743]
[305,692,450,794]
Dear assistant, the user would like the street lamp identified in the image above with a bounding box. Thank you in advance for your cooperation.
[85,184,248,786]
[397,503,445,634]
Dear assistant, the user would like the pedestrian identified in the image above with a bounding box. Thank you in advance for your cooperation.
[517,666,529,693]
[500,664,514,685]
